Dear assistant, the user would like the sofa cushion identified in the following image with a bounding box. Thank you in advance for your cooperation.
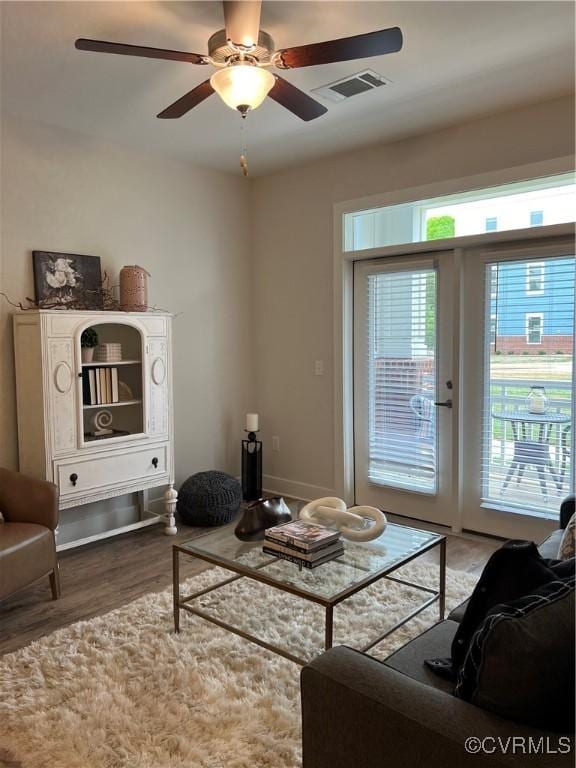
[539,529,564,560]
[383,620,459,694]
[0,522,55,600]
[455,575,575,731]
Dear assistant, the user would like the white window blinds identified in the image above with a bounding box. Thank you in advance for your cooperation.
[482,255,575,515]
[365,266,438,493]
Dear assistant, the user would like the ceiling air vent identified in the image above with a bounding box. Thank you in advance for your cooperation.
[312,69,391,104]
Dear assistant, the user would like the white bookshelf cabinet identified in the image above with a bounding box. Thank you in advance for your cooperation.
[13,310,178,548]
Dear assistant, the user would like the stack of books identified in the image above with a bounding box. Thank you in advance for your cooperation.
[82,367,120,405]
[263,520,344,569]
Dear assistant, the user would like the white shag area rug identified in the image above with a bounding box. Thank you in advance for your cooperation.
[0,562,477,768]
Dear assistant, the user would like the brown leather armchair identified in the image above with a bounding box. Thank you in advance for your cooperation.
[0,468,60,601]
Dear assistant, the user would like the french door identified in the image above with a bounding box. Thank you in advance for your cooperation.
[459,242,575,538]
[353,254,455,526]
[352,240,575,538]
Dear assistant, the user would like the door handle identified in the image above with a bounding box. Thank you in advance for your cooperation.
[434,399,453,409]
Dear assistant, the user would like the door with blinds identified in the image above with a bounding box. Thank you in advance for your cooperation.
[460,244,575,538]
[353,256,454,525]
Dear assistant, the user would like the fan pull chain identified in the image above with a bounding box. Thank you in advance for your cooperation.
[240,115,249,177]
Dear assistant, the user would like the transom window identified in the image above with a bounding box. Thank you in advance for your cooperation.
[344,172,575,252]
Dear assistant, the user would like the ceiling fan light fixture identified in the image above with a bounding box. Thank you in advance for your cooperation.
[210,63,275,113]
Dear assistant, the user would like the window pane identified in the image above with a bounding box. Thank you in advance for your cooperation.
[344,173,575,252]
[526,262,544,293]
[366,268,437,492]
[483,255,575,516]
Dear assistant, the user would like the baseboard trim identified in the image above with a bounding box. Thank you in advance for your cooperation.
[262,475,336,503]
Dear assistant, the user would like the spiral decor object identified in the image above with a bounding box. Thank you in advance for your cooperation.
[93,409,113,436]
[299,497,386,541]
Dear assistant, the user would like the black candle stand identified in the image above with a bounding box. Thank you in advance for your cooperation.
[242,430,262,502]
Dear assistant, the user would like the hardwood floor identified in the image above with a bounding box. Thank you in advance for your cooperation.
[0,506,501,657]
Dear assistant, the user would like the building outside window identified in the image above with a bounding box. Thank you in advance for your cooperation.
[526,262,545,294]
[490,314,497,346]
[490,264,498,299]
[530,210,544,226]
[485,216,498,232]
[526,313,544,344]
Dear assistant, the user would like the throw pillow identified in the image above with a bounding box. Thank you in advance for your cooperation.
[558,513,576,560]
[455,575,575,731]
[450,540,559,673]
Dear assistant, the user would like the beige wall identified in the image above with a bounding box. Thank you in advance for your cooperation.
[0,116,254,504]
[1,94,574,527]
[251,95,575,499]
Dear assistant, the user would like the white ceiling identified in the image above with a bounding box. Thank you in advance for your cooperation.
[1,1,574,176]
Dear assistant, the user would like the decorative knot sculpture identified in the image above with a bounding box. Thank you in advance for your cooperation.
[299,497,386,542]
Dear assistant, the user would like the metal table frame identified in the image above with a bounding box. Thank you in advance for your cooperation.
[492,410,571,497]
[173,534,446,666]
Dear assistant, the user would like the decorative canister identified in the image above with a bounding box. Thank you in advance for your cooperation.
[526,385,548,414]
[95,343,122,363]
[119,265,149,312]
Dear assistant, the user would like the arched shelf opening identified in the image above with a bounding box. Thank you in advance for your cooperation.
[78,321,145,443]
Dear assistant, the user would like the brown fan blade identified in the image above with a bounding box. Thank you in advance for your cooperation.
[268,76,327,122]
[157,80,215,119]
[275,27,403,69]
[75,39,207,65]
[222,0,262,48]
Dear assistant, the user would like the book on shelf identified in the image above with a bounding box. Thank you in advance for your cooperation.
[82,367,122,406]
[88,369,96,405]
[263,538,344,562]
[95,367,101,404]
[84,429,130,442]
[99,368,106,404]
[262,546,343,569]
[82,370,91,405]
[265,519,341,551]
[111,368,119,403]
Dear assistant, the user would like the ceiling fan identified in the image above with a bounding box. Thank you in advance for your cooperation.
[75,0,403,122]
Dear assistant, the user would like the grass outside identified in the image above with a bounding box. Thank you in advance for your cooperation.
[490,355,573,381]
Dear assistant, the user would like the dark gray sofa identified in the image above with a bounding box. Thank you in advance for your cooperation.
[301,495,575,768]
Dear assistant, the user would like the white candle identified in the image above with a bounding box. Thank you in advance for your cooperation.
[246,413,259,432]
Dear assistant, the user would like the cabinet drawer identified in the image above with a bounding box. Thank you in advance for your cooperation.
[55,444,168,497]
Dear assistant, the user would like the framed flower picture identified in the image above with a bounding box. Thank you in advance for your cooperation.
[32,251,103,309]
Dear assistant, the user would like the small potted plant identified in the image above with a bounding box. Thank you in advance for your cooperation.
[81,327,99,363]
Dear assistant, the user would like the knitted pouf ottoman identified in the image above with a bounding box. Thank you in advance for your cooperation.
[177,471,242,527]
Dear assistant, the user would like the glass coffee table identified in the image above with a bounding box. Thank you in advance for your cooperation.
[173,521,446,665]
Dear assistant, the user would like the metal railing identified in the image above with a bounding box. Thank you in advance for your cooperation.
[488,378,572,465]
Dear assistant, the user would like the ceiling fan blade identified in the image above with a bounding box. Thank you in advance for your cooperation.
[275,27,403,69]
[157,80,215,119]
[75,39,207,65]
[268,76,327,122]
[222,0,262,48]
